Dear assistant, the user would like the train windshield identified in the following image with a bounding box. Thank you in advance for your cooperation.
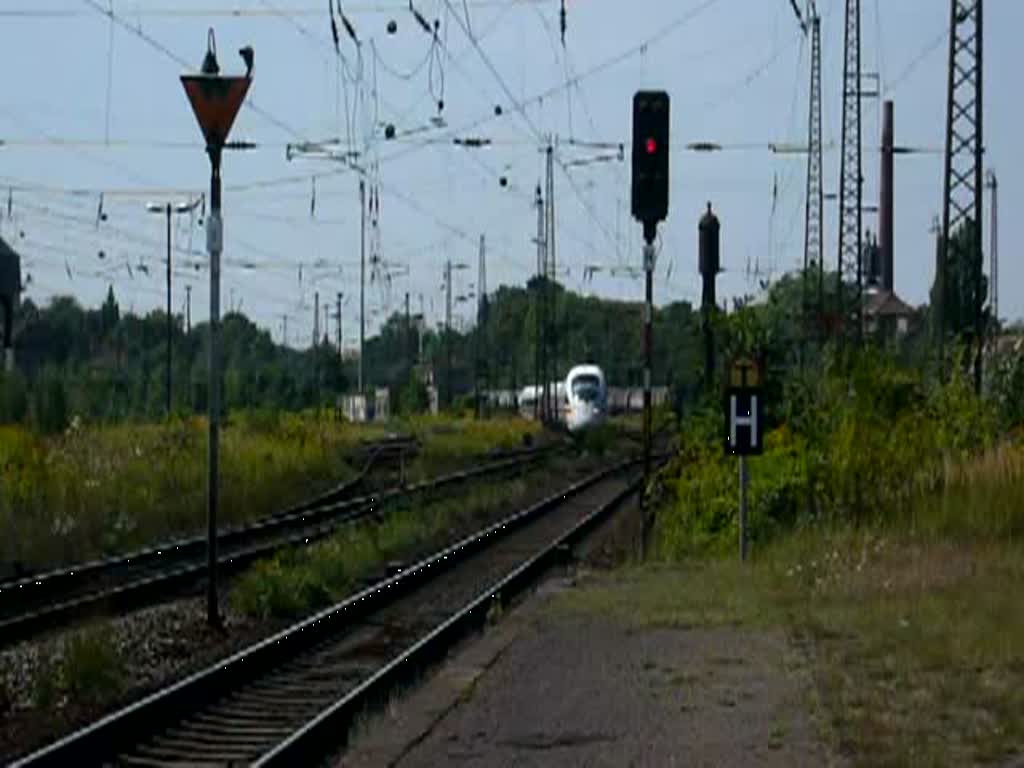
[571,374,602,402]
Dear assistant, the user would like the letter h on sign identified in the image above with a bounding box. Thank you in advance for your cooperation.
[725,387,763,456]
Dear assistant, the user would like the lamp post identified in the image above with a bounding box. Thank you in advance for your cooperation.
[180,28,252,628]
[147,197,203,418]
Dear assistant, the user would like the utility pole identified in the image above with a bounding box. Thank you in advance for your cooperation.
[337,292,343,357]
[837,0,863,346]
[282,313,288,346]
[445,260,453,409]
[185,285,192,334]
[940,0,983,392]
[148,197,202,417]
[404,290,412,376]
[165,205,172,415]
[314,290,320,412]
[986,170,998,328]
[359,177,366,395]
[533,183,545,422]
[545,140,558,417]
[476,234,488,420]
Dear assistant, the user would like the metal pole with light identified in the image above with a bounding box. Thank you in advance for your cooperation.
[147,197,203,418]
[631,90,670,561]
[180,28,252,628]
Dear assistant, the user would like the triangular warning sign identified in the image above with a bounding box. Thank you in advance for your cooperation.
[181,74,251,147]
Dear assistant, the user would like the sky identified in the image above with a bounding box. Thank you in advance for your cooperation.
[0,0,1019,350]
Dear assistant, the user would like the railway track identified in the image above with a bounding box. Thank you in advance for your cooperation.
[11,458,642,767]
[0,444,551,648]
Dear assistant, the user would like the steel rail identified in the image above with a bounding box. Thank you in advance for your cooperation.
[0,435,419,591]
[0,446,551,647]
[257,475,642,767]
[10,458,635,767]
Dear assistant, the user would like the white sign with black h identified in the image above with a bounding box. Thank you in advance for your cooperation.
[725,387,763,456]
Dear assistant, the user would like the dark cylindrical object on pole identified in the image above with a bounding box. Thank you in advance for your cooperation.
[699,203,720,391]
[879,100,894,292]
[698,202,720,281]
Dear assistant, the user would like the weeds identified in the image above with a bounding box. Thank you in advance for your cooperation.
[231,474,536,621]
[23,626,124,711]
[0,413,541,572]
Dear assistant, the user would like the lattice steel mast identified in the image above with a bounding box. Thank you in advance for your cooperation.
[802,5,824,352]
[940,0,984,391]
[836,0,863,344]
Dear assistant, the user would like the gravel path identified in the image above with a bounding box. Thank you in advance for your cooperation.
[342,583,833,767]
[399,617,827,767]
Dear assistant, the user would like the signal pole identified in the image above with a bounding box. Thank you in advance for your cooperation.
[180,28,252,628]
[631,90,670,560]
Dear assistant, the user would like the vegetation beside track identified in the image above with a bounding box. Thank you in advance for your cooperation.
[0,413,541,573]
[646,346,1024,766]
[231,452,574,620]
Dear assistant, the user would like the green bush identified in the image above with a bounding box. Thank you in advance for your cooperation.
[657,348,1001,558]
[0,370,28,424]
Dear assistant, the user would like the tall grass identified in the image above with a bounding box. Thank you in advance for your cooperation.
[0,413,542,572]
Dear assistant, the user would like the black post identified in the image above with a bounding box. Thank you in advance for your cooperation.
[1,298,11,373]
[165,204,173,417]
[641,220,656,558]
[206,144,223,629]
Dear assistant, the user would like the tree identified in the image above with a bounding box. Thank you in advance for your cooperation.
[100,285,120,337]
[930,217,987,341]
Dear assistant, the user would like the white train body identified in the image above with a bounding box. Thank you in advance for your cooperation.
[564,364,607,432]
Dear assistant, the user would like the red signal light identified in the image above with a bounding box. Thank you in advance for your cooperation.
[645,137,657,155]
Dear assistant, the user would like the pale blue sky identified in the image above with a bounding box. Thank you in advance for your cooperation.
[0,0,1019,349]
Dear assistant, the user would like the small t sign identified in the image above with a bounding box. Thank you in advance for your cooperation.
[725,386,763,456]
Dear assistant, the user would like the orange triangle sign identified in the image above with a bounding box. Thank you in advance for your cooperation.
[181,75,251,147]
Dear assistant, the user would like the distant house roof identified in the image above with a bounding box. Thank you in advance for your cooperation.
[864,289,914,319]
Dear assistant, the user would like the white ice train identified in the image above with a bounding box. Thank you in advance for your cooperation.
[516,364,607,431]
[564,364,607,432]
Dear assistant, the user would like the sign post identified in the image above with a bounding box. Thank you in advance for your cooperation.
[180,29,252,628]
[725,357,762,562]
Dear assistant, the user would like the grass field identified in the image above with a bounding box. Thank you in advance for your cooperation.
[0,412,542,572]
[578,442,1024,767]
